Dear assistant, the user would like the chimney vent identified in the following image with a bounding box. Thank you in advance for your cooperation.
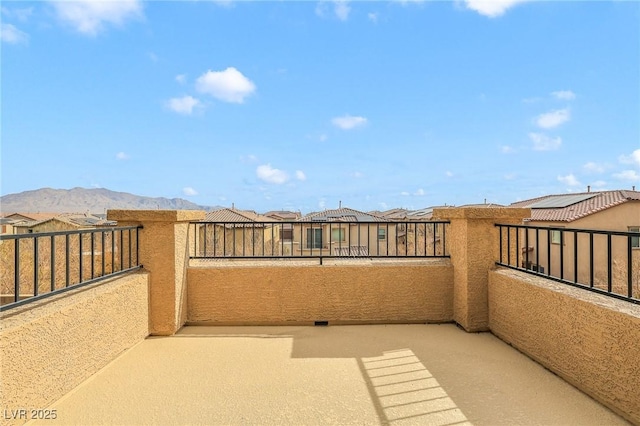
[587,185,591,193]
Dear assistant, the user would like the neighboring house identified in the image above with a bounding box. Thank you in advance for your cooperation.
[263,211,301,221]
[295,207,396,256]
[510,190,640,293]
[3,212,115,234]
[196,208,277,256]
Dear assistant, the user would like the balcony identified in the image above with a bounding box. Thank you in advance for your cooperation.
[23,324,628,425]
[1,208,639,426]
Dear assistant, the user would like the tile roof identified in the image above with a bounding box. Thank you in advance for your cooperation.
[204,208,273,222]
[510,190,640,222]
[263,211,301,220]
[299,207,385,222]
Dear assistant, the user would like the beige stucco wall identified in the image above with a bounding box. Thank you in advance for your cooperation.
[187,260,453,324]
[433,207,531,332]
[488,268,640,425]
[0,272,149,425]
[108,210,204,335]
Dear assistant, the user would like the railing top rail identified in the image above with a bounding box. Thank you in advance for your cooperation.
[0,225,143,241]
[191,220,451,225]
[495,223,638,238]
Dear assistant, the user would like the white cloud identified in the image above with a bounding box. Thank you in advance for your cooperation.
[175,74,187,84]
[316,1,350,20]
[166,96,201,115]
[583,162,606,174]
[379,202,389,210]
[256,164,289,184]
[51,0,143,36]
[536,108,570,129]
[551,90,576,101]
[116,152,129,160]
[401,191,410,196]
[351,171,364,178]
[147,52,158,62]
[445,171,454,177]
[1,6,34,22]
[619,149,640,167]
[183,187,198,196]
[501,145,514,154]
[195,67,256,103]
[295,170,306,181]
[1,23,29,44]
[414,188,425,196]
[504,173,516,180]
[613,170,640,182]
[463,0,529,18]
[334,1,350,21]
[240,154,259,164]
[319,134,328,142]
[319,199,327,209]
[331,114,368,130]
[592,180,607,188]
[522,97,541,104]
[368,12,379,23]
[529,132,562,151]
[558,174,581,187]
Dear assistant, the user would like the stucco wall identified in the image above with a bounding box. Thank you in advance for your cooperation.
[187,260,453,324]
[488,268,640,425]
[0,272,149,425]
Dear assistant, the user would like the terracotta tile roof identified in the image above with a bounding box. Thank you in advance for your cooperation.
[300,207,385,222]
[263,211,301,220]
[204,208,272,222]
[510,190,640,222]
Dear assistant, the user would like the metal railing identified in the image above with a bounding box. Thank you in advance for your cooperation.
[496,223,639,304]
[0,226,142,311]
[189,221,450,263]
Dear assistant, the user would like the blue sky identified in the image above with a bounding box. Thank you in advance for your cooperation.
[2,0,639,213]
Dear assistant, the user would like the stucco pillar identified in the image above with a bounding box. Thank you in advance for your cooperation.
[107,210,205,335]
[433,207,530,332]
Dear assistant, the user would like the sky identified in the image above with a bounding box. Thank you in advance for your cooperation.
[1,0,639,214]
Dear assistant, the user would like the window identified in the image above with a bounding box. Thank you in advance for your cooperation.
[630,226,640,249]
[306,228,322,249]
[280,224,293,241]
[331,227,346,242]
[550,228,563,244]
[378,228,386,240]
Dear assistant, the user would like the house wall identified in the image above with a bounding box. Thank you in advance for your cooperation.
[525,202,640,298]
[187,260,453,324]
[0,272,149,425]
[489,268,640,425]
[293,223,402,256]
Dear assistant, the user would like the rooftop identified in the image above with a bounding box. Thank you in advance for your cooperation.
[30,324,627,426]
[510,190,640,222]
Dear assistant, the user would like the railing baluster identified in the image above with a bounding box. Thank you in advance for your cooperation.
[34,236,39,297]
[14,239,20,303]
[628,235,633,299]
[51,235,56,292]
[607,234,612,293]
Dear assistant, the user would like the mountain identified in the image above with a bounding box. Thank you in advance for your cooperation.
[0,187,220,214]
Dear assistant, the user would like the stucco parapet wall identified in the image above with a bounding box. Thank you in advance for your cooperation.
[107,209,205,223]
[491,268,640,317]
[433,207,531,220]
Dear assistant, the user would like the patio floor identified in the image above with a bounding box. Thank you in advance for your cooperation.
[31,324,629,425]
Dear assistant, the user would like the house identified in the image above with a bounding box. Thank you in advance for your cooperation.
[294,207,396,257]
[196,208,277,256]
[263,210,301,221]
[3,212,116,234]
[510,189,640,290]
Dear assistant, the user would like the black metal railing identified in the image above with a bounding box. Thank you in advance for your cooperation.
[496,223,639,304]
[0,226,142,311]
[189,221,450,263]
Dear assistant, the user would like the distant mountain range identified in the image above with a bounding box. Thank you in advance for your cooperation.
[0,187,220,214]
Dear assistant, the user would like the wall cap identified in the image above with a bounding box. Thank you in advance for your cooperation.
[433,207,531,221]
[107,209,205,223]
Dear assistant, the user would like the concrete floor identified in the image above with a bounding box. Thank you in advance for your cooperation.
[31,324,629,426]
